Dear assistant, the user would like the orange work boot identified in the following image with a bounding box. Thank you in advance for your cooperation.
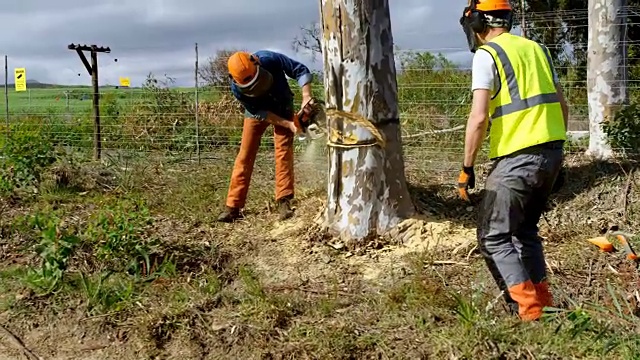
[534,281,554,308]
[276,194,294,221]
[217,206,242,223]
[508,280,543,321]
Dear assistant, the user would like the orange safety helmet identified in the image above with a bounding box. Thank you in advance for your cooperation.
[461,0,513,52]
[228,51,260,88]
[227,51,273,97]
[473,0,512,12]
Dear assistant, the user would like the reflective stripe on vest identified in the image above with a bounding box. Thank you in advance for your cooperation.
[478,33,567,159]
[483,42,559,119]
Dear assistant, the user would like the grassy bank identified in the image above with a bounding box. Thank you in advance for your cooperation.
[0,124,639,358]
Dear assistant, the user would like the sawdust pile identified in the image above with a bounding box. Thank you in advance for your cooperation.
[265,211,476,282]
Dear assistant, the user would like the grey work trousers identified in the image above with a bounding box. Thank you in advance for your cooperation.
[477,140,564,308]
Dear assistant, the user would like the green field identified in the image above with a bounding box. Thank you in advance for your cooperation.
[1,86,207,115]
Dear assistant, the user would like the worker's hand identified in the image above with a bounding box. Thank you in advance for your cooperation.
[457,166,475,201]
[288,121,300,135]
[301,95,313,115]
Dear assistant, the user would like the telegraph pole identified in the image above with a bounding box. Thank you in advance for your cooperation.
[195,43,200,164]
[68,43,111,160]
[4,55,8,142]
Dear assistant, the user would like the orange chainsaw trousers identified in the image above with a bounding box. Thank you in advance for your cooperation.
[225,117,295,209]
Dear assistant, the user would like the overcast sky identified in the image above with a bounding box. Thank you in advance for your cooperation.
[2,0,478,87]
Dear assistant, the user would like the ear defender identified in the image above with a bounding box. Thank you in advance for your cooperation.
[460,1,486,53]
[467,1,488,34]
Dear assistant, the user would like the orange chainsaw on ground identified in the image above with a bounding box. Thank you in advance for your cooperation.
[292,98,326,141]
[588,230,639,263]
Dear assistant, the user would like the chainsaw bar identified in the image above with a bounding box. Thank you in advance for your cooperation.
[298,99,327,141]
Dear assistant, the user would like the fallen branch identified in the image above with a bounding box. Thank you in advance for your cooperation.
[466,245,478,261]
[545,260,555,275]
[425,260,469,266]
[0,325,42,360]
[403,125,465,139]
[266,284,354,297]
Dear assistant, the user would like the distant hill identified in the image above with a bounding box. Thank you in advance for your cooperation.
[5,79,59,88]
[5,79,136,90]
[6,79,86,89]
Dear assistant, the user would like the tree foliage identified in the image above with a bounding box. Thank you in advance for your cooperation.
[199,48,247,87]
[290,22,322,62]
[511,0,640,83]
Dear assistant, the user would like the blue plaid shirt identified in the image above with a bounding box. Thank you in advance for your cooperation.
[230,50,313,121]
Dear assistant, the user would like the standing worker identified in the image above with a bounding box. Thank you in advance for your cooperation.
[457,0,569,321]
[217,50,314,223]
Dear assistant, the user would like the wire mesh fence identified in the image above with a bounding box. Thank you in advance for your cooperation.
[1,9,639,182]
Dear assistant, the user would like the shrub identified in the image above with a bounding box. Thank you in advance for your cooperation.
[0,123,59,195]
[23,212,79,294]
[84,198,159,276]
[602,103,640,154]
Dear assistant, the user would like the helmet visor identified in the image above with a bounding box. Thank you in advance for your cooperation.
[460,15,479,53]
[238,66,273,97]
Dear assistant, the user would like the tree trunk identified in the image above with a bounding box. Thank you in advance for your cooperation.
[319,0,415,241]
[587,0,627,159]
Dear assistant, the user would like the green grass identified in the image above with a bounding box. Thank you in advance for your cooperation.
[2,86,109,114]
[1,126,640,358]
[0,85,224,117]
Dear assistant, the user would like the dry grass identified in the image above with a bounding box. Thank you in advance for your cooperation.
[1,147,640,359]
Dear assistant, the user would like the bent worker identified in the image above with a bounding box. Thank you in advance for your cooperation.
[217,50,313,223]
[457,0,569,321]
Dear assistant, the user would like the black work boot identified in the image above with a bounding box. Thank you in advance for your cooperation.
[276,195,294,221]
[217,206,241,223]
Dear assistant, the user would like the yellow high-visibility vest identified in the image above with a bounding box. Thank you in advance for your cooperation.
[478,33,567,159]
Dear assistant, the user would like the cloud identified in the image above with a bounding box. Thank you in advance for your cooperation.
[4,0,473,87]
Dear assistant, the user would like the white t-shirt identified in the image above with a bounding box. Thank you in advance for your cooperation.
[471,44,559,96]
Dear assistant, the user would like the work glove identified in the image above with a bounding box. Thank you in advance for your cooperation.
[457,166,475,201]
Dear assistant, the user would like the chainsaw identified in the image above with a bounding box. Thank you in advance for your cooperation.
[587,230,639,263]
[292,98,326,141]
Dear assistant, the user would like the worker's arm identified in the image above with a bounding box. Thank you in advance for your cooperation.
[242,106,296,133]
[231,85,297,133]
[544,44,569,131]
[557,84,569,131]
[261,50,314,106]
[464,89,490,167]
[262,50,313,89]
[265,111,298,133]
[463,49,494,167]
[301,82,313,103]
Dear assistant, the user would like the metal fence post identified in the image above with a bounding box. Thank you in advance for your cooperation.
[4,55,8,146]
[195,42,200,164]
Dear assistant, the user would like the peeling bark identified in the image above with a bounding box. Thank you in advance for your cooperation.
[587,0,627,159]
[319,0,415,241]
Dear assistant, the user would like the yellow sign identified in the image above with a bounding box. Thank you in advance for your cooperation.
[14,68,26,92]
[119,77,130,87]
